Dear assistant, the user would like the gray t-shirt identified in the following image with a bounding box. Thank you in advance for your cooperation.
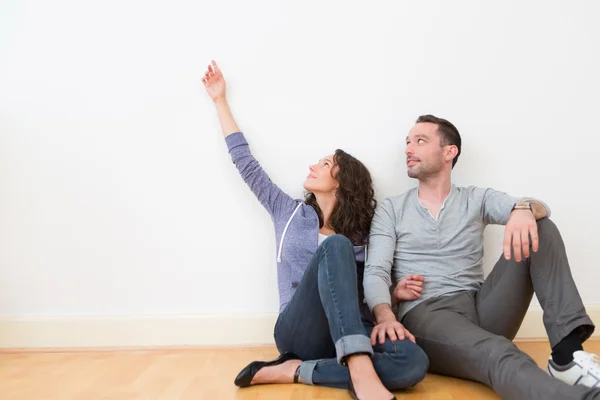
[363,185,550,319]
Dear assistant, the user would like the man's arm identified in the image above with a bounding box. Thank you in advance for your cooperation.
[530,200,548,220]
[480,188,552,262]
[372,304,397,324]
[364,198,415,344]
[481,188,551,225]
[364,199,396,311]
[503,200,549,262]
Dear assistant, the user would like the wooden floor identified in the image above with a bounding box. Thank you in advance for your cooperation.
[0,340,598,400]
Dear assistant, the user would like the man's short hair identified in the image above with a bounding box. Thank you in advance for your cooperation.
[416,114,462,168]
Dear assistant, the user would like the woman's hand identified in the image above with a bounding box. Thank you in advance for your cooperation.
[202,60,239,136]
[202,60,226,103]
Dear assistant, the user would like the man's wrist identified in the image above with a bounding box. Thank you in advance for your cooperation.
[511,201,532,212]
[373,304,397,323]
[377,314,397,324]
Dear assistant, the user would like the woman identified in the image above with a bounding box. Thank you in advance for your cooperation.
[202,61,428,400]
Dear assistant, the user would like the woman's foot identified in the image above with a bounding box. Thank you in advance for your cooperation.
[348,355,395,399]
[251,359,303,384]
[234,352,301,387]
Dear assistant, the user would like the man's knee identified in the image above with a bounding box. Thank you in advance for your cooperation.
[488,340,522,362]
[374,339,429,390]
[537,217,560,237]
[534,218,568,254]
[480,337,529,374]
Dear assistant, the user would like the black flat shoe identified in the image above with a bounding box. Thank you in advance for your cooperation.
[234,351,301,387]
[348,376,396,400]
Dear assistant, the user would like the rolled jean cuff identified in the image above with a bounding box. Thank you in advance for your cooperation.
[298,360,318,385]
[335,334,373,365]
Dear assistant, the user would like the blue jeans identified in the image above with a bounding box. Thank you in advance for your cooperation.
[274,234,429,389]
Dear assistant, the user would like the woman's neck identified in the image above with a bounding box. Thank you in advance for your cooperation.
[314,191,337,234]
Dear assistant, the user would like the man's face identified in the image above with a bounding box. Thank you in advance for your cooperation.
[405,122,445,179]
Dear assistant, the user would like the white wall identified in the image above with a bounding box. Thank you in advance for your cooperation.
[1,0,599,320]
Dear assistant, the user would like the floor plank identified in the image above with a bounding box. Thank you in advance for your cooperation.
[0,340,597,399]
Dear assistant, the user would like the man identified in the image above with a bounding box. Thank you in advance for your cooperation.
[364,115,600,399]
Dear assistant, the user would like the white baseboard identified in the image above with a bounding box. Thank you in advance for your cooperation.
[515,304,600,339]
[0,314,278,349]
[0,305,598,349]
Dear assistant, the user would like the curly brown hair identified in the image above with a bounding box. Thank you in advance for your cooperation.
[304,149,376,245]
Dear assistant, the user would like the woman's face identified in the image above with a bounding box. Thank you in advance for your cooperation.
[303,154,339,194]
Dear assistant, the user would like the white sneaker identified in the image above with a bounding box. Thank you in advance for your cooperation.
[547,350,600,388]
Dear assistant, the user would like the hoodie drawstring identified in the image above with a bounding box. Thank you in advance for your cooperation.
[277,203,302,263]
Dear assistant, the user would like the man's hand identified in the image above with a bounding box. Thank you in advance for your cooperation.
[392,274,424,303]
[503,209,539,262]
[371,318,416,345]
[371,304,415,345]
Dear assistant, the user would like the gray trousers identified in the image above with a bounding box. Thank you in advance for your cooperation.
[402,218,598,400]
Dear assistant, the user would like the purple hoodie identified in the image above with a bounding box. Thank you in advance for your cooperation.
[226,132,365,312]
